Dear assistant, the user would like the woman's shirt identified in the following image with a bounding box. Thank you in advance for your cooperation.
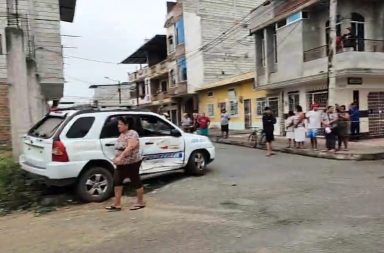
[285,116,294,132]
[294,113,305,128]
[115,130,142,165]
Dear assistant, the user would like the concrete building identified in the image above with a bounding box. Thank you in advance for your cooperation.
[123,0,263,125]
[90,83,136,108]
[0,0,76,155]
[250,0,384,136]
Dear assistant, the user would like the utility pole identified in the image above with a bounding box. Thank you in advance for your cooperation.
[327,0,337,106]
[117,81,121,105]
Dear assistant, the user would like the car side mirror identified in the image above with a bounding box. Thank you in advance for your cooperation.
[170,129,182,137]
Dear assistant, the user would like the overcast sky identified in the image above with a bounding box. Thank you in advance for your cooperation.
[61,0,167,101]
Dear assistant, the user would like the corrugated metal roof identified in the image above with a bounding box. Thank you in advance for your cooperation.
[121,35,167,64]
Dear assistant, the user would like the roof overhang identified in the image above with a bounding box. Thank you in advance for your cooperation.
[196,72,256,91]
[60,0,77,22]
[121,35,167,64]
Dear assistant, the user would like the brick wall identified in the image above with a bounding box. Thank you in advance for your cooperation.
[0,83,11,149]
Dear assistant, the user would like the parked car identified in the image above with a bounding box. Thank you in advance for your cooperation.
[19,108,215,202]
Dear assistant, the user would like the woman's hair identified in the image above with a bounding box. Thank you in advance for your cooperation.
[117,116,135,130]
[327,106,334,111]
[288,111,295,116]
[295,105,303,112]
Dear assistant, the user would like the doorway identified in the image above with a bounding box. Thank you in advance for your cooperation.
[368,92,384,137]
[244,99,252,129]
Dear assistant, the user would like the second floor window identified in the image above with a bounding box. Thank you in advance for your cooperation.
[176,18,185,45]
[177,57,187,82]
[169,69,176,87]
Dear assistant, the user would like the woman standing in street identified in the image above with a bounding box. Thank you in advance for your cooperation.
[294,105,306,149]
[322,106,339,153]
[106,116,145,211]
[285,111,295,148]
[337,105,350,151]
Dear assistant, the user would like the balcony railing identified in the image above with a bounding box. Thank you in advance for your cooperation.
[304,39,384,62]
[129,59,169,81]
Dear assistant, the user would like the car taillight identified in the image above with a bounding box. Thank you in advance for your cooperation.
[52,140,69,162]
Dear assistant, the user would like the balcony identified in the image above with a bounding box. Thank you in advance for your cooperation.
[304,39,384,62]
[129,59,169,82]
[168,81,188,96]
[152,91,170,102]
[303,39,384,77]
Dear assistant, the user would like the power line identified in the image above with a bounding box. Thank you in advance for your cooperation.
[65,55,118,65]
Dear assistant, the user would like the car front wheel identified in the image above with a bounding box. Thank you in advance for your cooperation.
[185,151,207,176]
[76,166,114,203]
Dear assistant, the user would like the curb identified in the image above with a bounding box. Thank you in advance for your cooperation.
[212,138,384,161]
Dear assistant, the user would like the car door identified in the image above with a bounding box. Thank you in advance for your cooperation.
[99,114,129,163]
[137,114,185,174]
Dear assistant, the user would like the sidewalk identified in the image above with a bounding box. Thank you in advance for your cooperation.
[208,128,384,161]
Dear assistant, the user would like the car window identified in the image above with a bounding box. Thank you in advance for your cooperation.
[139,115,174,137]
[28,116,66,139]
[66,117,95,139]
[100,115,137,139]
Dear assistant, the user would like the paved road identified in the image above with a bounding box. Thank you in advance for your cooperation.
[1,144,384,253]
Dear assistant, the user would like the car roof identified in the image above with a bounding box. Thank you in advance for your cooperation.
[52,108,159,118]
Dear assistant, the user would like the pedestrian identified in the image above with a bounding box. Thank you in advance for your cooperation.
[322,106,339,153]
[262,107,277,157]
[106,116,145,212]
[220,109,230,138]
[294,105,306,149]
[337,105,350,151]
[285,111,295,148]
[181,113,192,132]
[192,112,200,134]
[306,103,322,150]
[349,103,360,140]
[197,112,210,136]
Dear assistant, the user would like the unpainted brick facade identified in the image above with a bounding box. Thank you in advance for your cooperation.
[0,83,10,149]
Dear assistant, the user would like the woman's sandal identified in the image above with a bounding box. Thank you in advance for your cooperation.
[105,206,122,212]
[129,204,146,211]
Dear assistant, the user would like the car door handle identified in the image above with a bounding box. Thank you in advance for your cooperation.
[105,143,114,147]
[145,142,154,145]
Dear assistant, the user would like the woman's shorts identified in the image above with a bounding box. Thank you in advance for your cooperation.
[114,160,143,189]
[221,124,229,132]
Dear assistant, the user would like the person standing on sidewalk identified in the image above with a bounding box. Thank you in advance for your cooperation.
[306,103,322,150]
[220,109,230,139]
[322,106,339,153]
[263,107,277,157]
[294,105,306,149]
[285,111,295,148]
[349,103,360,140]
[197,113,211,136]
[337,105,350,151]
[181,113,192,132]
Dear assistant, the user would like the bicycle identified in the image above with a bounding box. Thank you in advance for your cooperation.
[248,127,267,148]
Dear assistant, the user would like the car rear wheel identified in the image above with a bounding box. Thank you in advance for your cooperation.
[76,166,114,203]
[185,151,207,176]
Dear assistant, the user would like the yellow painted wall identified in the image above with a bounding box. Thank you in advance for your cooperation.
[198,80,266,130]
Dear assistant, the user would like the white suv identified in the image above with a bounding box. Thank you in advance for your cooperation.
[19,108,215,202]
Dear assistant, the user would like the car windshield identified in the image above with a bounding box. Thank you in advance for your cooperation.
[28,116,66,138]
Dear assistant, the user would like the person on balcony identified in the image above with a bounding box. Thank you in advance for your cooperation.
[342,27,356,51]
